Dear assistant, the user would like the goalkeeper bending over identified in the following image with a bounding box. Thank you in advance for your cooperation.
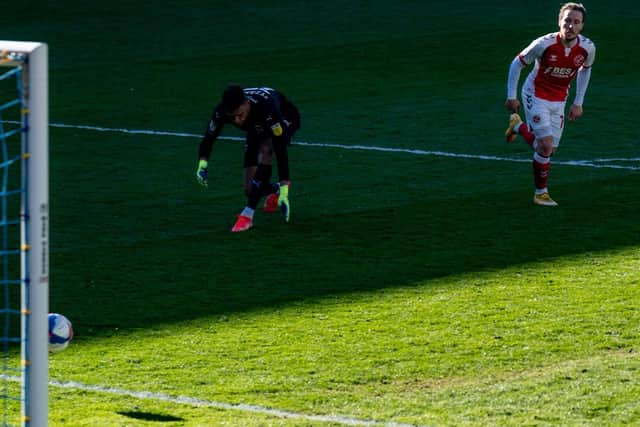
[196,85,300,232]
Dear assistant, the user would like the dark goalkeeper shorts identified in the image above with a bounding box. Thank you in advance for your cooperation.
[243,108,300,169]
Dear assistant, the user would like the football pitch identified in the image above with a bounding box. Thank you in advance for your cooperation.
[3,0,640,425]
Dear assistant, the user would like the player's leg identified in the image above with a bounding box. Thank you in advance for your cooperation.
[523,97,558,206]
[531,135,556,206]
[505,115,537,147]
[232,138,262,232]
[549,105,564,154]
[533,105,564,205]
[232,164,257,232]
[505,93,536,146]
[255,139,279,195]
[242,166,257,197]
[505,112,522,142]
[254,139,281,212]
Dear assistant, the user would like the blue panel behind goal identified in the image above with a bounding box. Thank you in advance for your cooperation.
[0,65,25,426]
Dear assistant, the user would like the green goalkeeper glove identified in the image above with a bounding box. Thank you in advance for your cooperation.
[196,159,208,187]
[278,182,290,222]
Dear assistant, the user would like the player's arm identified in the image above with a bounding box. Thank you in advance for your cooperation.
[569,66,592,120]
[569,38,596,120]
[570,41,596,120]
[573,66,592,106]
[505,56,526,112]
[263,96,285,137]
[505,36,545,112]
[196,106,224,187]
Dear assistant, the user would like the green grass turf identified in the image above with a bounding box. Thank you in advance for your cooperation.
[2,0,640,425]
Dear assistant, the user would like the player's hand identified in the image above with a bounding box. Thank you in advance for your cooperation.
[196,159,208,187]
[568,104,583,120]
[504,98,520,113]
[278,182,290,222]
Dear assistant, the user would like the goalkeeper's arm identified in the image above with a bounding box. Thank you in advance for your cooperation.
[198,116,223,160]
[196,131,214,187]
[195,111,224,187]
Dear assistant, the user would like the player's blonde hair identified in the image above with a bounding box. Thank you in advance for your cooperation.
[559,2,587,22]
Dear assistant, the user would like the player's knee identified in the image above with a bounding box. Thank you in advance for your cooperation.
[536,137,554,157]
[537,146,553,157]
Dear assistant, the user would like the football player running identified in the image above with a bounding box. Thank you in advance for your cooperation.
[504,2,596,206]
[196,85,300,231]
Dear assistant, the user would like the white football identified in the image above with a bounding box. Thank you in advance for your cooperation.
[48,313,73,353]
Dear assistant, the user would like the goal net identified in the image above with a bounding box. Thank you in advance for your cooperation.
[0,41,49,427]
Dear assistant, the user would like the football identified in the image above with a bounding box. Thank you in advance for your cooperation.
[48,313,73,353]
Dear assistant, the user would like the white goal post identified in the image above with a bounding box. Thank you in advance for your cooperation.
[0,41,49,427]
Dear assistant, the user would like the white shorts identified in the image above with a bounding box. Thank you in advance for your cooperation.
[521,85,566,148]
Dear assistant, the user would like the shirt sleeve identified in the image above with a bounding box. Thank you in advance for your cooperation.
[518,35,547,66]
[506,35,547,99]
[198,105,224,160]
[263,97,284,137]
[573,37,596,105]
[506,56,525,99]
[573,66,591,106]
[582,39,596,68]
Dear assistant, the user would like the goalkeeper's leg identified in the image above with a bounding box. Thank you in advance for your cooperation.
[236,164,271,212]
[256,163,281,213]
[233,142,265,232]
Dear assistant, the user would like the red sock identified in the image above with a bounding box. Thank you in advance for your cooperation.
[533,154,551,190]
[518,124,536,147]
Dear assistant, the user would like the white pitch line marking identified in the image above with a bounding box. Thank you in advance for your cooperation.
[0,374,426,427]
[45,122,640,171]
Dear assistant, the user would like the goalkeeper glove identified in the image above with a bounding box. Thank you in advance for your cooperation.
[278,182,290,222]
[196,159,208,187]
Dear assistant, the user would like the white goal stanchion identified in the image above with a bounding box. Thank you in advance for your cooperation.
[0,41,49,427]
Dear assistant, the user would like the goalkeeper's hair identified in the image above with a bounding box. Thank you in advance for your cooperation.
[221,85,246,114]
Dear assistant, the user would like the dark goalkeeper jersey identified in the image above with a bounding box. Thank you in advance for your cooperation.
[198,87,298,160]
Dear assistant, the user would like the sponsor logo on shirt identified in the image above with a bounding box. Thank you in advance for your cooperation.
[543,66,574,77]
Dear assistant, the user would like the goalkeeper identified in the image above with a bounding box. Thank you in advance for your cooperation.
[196,85,300,232]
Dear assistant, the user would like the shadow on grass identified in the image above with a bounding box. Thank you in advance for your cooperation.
[53,172,640,336]
[116,410,184,422]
